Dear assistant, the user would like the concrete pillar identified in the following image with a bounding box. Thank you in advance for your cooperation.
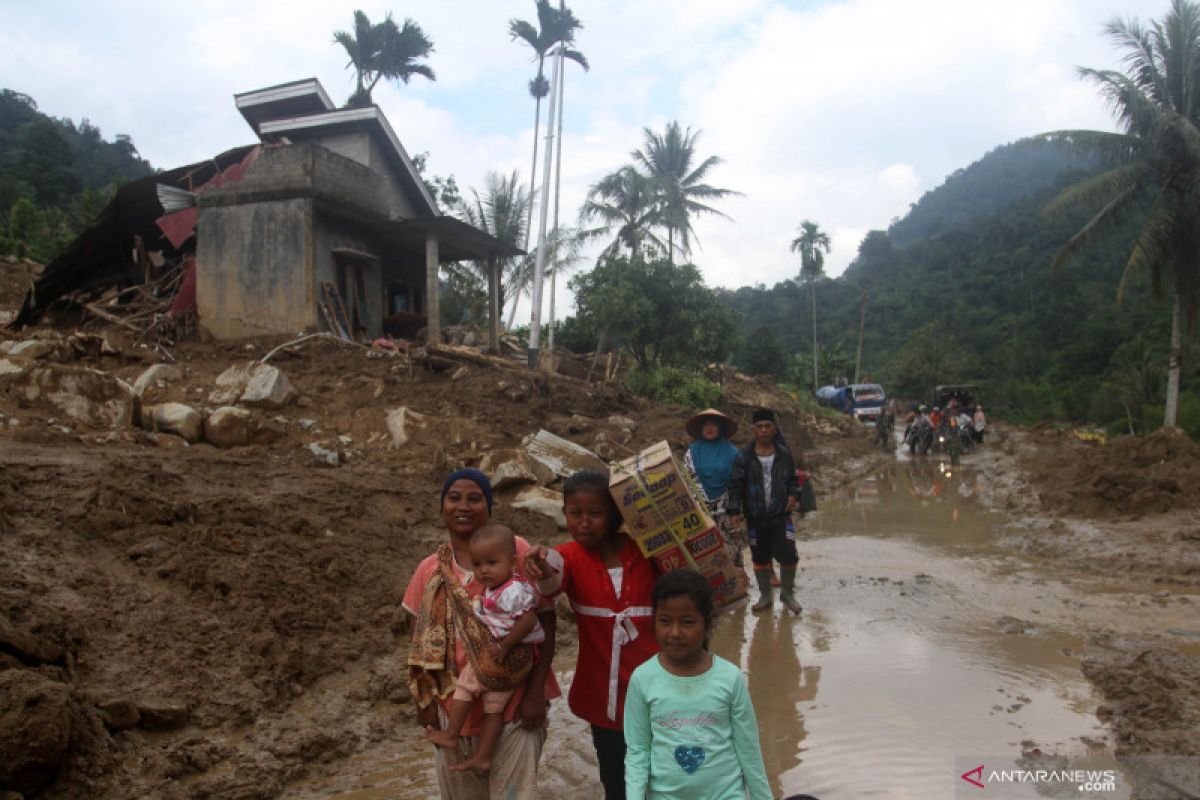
[487,255,500,353]
[425,233,440,343]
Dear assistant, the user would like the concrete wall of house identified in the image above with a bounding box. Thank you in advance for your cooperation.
[309,132,420,219]
[313,216,383,336]
[367,135,421,219]
[317,132,371,167]
[196,198,313,339]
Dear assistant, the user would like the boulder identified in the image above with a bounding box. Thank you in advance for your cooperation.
[141,403,203,443]
[210,362,296,407]
[480,449,556,491]
[512,487,567,529]
[0,616,63,665]
[97,699,140,732]
[239,364,296,407]
[7,340,56,360]
[0,357,30,380]
[133,363,183,397]
[18,363,134,429]
[522,429,606,478]
[203,406,281,449]
[0,670,72,797]
[136,700,189,731]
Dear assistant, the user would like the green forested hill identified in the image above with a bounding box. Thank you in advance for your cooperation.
[720,138,1195,432]
[0,89,154,261]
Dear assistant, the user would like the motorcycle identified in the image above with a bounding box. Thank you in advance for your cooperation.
[939,417,962,465]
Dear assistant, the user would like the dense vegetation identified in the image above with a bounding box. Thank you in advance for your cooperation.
[720,137,1198,434]
[0,89,154,262]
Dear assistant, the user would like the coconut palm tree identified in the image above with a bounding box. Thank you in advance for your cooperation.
[579,166,666,259]
[333,10,435,107]
[453,171,530,323]
[791,219,832,391]
[509,1,589,250]
[631,121,740,262]
[1041,0,1200,429]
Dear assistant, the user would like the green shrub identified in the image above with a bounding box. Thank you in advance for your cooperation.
[625,365,721,409]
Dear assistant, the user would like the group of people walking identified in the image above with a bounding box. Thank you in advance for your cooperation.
[403,407,814,800]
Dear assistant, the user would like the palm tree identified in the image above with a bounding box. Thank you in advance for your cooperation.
[333,10,435,107]
[509,1,588,251]
[790,220,832,391]
[631,121,740,262]
[454,172,530,323]
[579,166,666,259]
[1041,0,1200,429]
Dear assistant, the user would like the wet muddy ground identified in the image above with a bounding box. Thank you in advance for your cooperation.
[309,447,1199,799]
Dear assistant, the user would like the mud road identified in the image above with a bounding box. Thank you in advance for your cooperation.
[305,436,1199,799]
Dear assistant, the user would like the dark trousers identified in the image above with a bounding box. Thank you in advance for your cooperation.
[749,519,799,566]
[591,724,626,800]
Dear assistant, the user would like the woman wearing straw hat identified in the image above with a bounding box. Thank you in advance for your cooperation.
[683,408,746,568]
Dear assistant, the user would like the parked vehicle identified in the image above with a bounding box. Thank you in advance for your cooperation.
[933,384,985,443]
[817,383,887,424]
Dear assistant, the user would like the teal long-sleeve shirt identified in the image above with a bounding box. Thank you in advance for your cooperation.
[624,654,772,800]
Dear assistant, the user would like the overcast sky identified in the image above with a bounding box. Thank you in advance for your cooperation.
[0,0,1168,316]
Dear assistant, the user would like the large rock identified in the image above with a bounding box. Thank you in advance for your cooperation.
[239,364,296,407]
[0,357,31,380]
[18,363,134,429]
[136,699,189,731]
[133,363,183,397]
[141,402,203,443]
[480,449,556,491]
[0,616,63,665]
[522,429,607,478]
[6,340,56,360]
[0,670,72,797]
[210,362,296,408]
[203,406,281,448]
[511,486,567,529]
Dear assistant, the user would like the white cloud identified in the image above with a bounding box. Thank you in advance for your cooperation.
[0,0,1170,318]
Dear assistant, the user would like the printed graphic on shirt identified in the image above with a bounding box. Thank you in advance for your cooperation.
[674,745,706,774]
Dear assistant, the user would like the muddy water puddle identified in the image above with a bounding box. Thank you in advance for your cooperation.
[703,459,1127,798]
[320,459,1134,799]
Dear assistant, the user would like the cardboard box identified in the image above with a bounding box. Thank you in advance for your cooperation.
[610,441,709,543]
[610,441,747,606]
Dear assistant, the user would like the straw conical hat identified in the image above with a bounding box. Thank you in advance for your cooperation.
[685,408,737,440]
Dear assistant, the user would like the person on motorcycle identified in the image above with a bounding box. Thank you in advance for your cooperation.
[930,405,942,429]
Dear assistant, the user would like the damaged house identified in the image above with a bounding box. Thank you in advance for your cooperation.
[14,78,520,347]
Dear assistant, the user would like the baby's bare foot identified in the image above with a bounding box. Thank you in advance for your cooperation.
[448,755,491,773]
[424,727,460,749]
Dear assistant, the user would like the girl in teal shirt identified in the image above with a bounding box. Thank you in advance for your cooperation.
[624,570,772,800]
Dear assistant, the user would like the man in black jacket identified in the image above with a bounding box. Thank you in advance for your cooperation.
[727,408,802,614]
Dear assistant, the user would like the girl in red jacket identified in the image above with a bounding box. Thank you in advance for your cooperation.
[525,470,660,800]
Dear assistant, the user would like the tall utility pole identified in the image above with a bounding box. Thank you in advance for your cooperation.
[810,282,819,392]
[527,41,562,369]
[548,0,567,353]
[854,288,867,384]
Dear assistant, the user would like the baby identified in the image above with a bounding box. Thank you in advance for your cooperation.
[425,522,544,772]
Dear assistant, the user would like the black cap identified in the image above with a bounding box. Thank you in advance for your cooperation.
[751,408,776,424]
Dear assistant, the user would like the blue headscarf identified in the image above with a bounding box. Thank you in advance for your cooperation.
[440,468,494,513]
[689,437,739,501]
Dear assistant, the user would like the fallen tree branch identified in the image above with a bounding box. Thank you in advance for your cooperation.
[259,332,366,363]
